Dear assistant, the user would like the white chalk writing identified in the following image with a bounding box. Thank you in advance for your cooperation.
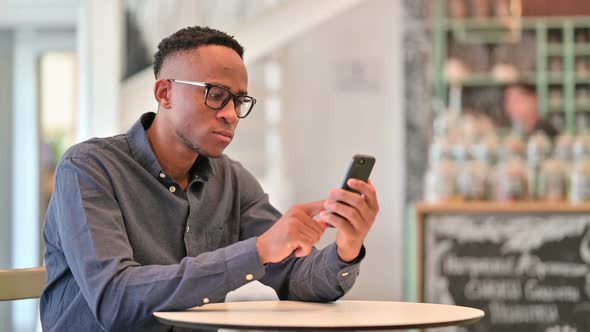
[516,254,589,280]
[524,279,580,302]
[464,279,522,301]
[490,302,559,324]
[443,254,515,276]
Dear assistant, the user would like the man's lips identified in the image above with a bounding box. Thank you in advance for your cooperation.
[212,130,234,142]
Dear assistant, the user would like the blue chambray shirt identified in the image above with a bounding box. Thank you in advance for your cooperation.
[40,112,364,332]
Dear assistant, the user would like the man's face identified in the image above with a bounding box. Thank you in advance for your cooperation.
[158,45,248,157]
[505,86,538,134]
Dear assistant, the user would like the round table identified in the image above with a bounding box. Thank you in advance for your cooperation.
[154,300,484,330]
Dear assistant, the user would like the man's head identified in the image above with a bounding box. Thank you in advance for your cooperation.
[152,26,250,158]
[153,26,244,79]
[504,82,538,135]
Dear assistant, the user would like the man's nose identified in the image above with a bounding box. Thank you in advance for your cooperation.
[217,98,239,123]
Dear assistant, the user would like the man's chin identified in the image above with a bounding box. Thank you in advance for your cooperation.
[177,132,228,158]
[183,140,226,158]
[202,152,223,158]
[196,147,226,159]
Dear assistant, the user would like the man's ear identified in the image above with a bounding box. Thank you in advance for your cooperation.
[154,79,172,109]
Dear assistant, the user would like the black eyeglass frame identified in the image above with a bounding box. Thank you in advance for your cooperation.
[167,78,256,118]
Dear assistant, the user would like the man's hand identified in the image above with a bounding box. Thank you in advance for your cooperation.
[256,201,327,264]
[320,179,379,262]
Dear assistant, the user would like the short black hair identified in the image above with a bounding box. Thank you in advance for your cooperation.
[153,26,244,78]
[505,81,536,96]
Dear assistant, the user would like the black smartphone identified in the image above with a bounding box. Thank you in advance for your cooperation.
[341,154,376,194]
[323,155,375,226]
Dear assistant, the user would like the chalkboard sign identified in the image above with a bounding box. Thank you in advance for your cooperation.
[418,203,590,332]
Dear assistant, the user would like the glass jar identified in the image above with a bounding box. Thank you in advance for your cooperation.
[457,160,490,200]
[429,137,454,165]
[498,133,525,162]
[538,159,567,201]
[494,157,529,202]
[527,131,552,168]
[549,87,563,108]
[573,133,590,162]
[472,134,499,165]
[451,142,472,164]
[424,160,459,203]
[569,159,590,204]
[554,133,574,163]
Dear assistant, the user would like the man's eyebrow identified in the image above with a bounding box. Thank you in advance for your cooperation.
[229,85,248,95]
[211,82,248,95]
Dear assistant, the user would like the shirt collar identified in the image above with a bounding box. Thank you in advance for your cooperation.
[189,154,214,181]
[126,112,215,180]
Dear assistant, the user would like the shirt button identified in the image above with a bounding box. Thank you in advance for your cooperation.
[245,274,254,281]
[203,297,210,304]
[159,172,166,178]
[169,186,176,193]
[341,272,349,277]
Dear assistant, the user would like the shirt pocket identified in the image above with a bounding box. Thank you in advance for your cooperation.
[205,225,226,251]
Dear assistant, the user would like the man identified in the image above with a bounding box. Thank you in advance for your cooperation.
[504,82,559,139]
[40,26,379,331]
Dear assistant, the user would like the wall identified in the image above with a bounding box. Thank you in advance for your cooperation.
[0,0,77,27]
[76,0,122,140]
[402,0,431,302]
[0,28,14,332]
[281,0,404,300]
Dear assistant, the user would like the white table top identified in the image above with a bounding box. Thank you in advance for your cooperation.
[154,300,484,330]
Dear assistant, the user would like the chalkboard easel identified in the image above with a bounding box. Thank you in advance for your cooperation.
[416,202,590,332]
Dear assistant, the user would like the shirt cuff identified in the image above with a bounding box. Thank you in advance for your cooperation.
[326,243,365,293]
[337,244,366,265]
[223,237,267,290]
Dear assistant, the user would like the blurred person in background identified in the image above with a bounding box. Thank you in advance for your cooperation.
[40,26,379,331]
[504,82,559,139]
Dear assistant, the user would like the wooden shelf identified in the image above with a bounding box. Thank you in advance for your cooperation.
[449,72,535,87]
[441,16,590,30]
[547,103,590,112]
[416,201,590,214]
[546,44,590,55]
[443,72,588,87]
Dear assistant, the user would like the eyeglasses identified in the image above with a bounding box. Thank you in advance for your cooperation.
[167,79,256,119]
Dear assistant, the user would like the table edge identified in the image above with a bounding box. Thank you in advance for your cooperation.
[154,312,484,331]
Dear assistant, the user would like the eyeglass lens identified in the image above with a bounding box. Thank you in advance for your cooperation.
[206,86,254,117]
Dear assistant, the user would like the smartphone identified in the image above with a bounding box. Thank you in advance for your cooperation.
[341,154,376,194]
[322,155,375,226]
